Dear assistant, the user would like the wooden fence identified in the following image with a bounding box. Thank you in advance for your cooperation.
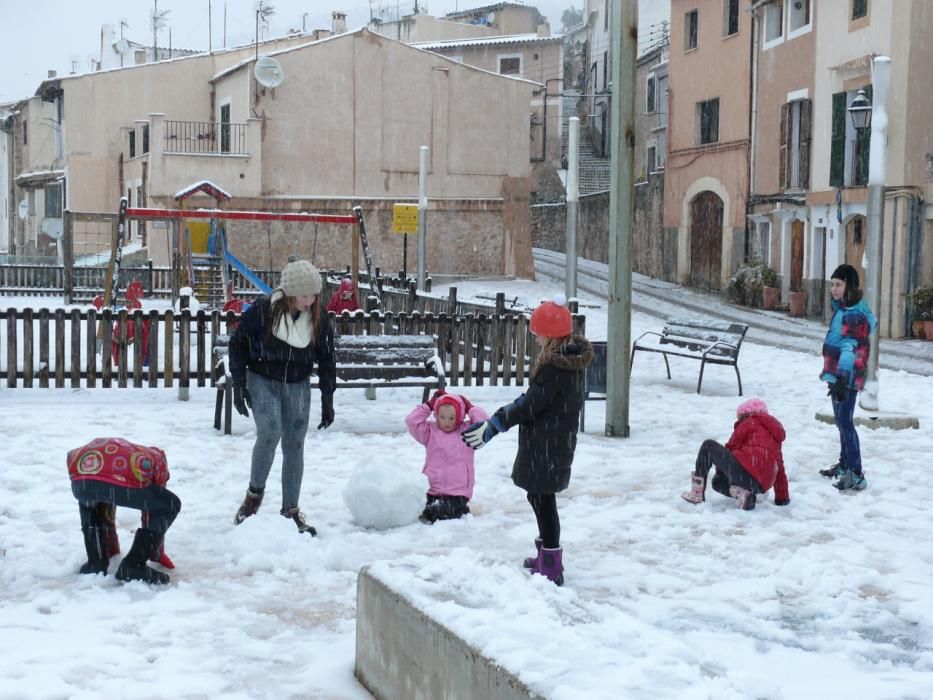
[0,262,533,319]
[0,307,584,390]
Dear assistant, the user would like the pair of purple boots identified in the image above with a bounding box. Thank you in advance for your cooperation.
[522,538,564,586]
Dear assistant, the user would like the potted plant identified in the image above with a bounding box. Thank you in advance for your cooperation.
[788,286,807,317]
[761,265,780,310]
[911,286,933,339]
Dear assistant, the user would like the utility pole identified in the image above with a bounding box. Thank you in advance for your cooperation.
[208,0,212,53]
[417,145,429,290]
[859,56,891,412]
[565,116,580,301]
[605,0,637,438]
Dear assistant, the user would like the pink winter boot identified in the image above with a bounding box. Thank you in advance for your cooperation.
[681,473,706,504]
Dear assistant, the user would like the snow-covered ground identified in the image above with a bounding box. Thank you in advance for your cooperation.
[1,281,931,700]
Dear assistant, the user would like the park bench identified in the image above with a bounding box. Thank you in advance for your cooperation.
[630,318,749,395]
[212,333,444,435]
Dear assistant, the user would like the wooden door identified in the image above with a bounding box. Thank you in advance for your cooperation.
[689,191,723,290]
[790,220,804,291]
[845,215,867,285]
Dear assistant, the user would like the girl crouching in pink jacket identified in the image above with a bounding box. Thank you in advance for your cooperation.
[406,390,489,523]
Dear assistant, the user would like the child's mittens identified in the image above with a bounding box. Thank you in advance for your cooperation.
[427,388,447,409]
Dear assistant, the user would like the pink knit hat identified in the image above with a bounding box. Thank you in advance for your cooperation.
[434,393,467,424]
[736,398,768,418]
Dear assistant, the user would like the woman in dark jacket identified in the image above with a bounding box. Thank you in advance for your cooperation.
[463,295,593,585]
[228,257,336,535]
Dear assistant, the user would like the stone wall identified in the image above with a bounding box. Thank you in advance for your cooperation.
[152,195,523,278]
[531,172,676,281]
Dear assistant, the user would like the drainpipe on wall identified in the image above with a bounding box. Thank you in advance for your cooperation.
[746,5,760,263]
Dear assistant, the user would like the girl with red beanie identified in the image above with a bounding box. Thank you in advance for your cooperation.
[406,389,489,523]
[462,294,593,586]
[681,398,790,510]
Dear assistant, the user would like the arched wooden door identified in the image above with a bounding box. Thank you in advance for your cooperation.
[790,220,805,291]
[845,215,867,285]
[689,191,724,290]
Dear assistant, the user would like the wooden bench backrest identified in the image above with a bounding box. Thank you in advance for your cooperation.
[661,319,748,357]
[213,333,436,365]
[335,334,435,365]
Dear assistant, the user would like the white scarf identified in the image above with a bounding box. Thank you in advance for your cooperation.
[270,291,313,348]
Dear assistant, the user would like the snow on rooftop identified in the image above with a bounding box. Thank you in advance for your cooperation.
[174,180,232,201]
[413,33,562,50]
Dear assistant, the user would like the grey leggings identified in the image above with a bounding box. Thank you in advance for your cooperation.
[247,371,311,510]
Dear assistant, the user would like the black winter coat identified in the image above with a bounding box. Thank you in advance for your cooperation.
[495,336,594,494]
[228,295,336,395]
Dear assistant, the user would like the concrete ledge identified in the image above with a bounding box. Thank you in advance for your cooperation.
[814,410,919,430]
[355,566,544,700]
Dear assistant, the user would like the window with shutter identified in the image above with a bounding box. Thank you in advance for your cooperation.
[779,103,789,190]
[646,74,656,113]
[697,98,720,145]
[723,0,739,37]
[685,10,699,50]
[852,0,868,20]
[798,98,812,189]
[128,130,136,159]
[829,92,846,186]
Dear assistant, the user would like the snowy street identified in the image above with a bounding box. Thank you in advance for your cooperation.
[1,280,932,700]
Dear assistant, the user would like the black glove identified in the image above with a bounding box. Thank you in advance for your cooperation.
[232,382,251,417]
[774,498,790,506]
[318,393,335,430]
[828,375,849,403]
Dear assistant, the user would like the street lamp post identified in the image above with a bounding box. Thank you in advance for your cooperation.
[847,56,890,412]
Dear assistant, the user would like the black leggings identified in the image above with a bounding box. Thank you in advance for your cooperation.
[527,493,560,549]
[694,439,762,494]
[72,480,182,535]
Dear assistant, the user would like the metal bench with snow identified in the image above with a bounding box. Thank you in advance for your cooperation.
[212,333,444,435]
[630,318,749,395]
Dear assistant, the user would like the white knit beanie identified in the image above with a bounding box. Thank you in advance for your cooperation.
[277,257,321,297]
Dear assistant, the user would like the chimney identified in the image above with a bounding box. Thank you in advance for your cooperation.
[48,70,57,79]
[332,11,347,34]
[537,21,550,37]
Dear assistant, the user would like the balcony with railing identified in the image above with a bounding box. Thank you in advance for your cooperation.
[163,120,248,155]
[123,113,262,200]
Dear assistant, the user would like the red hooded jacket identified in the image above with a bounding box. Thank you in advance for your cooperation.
[724,414,789,503]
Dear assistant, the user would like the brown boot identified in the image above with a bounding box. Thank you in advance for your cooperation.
[234,487,264,525]
[281,507,317,536]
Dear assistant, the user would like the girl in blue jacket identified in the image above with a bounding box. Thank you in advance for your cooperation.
[819,264,876,491]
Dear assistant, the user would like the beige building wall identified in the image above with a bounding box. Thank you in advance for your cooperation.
[416,38,564,165]
[664,0,751,288]
[27,30,536,278]
[370,15,497,43]
[807,0,932,337]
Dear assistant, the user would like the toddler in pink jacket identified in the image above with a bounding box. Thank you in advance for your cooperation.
[406,389,489,523]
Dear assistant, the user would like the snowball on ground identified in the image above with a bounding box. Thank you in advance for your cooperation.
[343,459,427,529]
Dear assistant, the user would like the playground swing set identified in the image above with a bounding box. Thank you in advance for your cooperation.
[94,192,381,364]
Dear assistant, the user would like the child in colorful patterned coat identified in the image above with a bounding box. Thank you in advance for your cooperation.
[67,437,181,584]
[406,390,488,523]
[818,264,877,491]
[681,398,790,510]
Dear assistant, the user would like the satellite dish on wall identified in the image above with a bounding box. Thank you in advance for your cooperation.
[40,218,64,240]
[18,200,28,220]
[254,56,285,88]
[487,11,496,23]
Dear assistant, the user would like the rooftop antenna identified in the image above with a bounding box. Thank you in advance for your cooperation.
[151,0,171,61]
[254,1,276,60]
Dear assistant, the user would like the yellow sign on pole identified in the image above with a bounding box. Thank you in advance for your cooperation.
[392,203,419,234]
